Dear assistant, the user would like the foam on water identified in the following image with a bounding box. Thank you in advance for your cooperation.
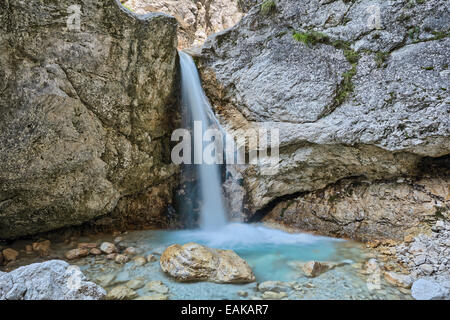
[161,223,340,249]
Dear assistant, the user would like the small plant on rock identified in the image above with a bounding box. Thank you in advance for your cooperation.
[260,0,276,16]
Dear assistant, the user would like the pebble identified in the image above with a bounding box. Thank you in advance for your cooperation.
[145,281,169,294]
[237,290,248,297]
[90,248,102,255]
[106,253,117,260]
[100,242,117,254]
[78,242,98,249]
[96,273,117,287]
[146,254,158,263]
[261,291,288,299]
[115,254,129,264]
[107,286,138,300]
[135,294,168,300]
[126,278,145,290]
[32,240,51,256]
[65,248,89,260]
[2,248,19,262]
[123,247,137,256]
[133,256,147,266]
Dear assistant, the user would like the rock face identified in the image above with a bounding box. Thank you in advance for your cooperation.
[411,278,450,300]
[196,0,450,239]
[395,220,450,279]
[123,0,249,48]
[263,176,449,241]
[0,0,179,239]
[0,260,106,300]
[160,242,255,283]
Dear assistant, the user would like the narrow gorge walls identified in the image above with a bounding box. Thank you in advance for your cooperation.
[0,0,179,239]
[196,0,450,240]
[122,0,248,48]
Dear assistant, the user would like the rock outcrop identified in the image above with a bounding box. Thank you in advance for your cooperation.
[411,278,450,300]
[123,0,249,48]
[196,0,450,239]
[0,0,179,239]
[0,260,106,300]
[263,175,449,241]
[160,242,255,283]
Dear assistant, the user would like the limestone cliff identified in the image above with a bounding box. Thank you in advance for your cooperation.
[123,0,248,48]
[0,0,180,239]
[196,0,450,240]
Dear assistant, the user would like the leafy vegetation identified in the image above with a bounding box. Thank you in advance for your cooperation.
[292,30,330,45]
[260,0,276,16]
[375,51,390,68]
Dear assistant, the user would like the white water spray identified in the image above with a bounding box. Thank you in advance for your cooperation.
[179,51,227,230]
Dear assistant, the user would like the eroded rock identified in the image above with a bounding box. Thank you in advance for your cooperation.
[196,0,449,240]
[160,242,255,283]
[0,0,179,240]
[0,260,105,300]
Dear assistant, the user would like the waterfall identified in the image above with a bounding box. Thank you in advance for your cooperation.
[179,51,227,230]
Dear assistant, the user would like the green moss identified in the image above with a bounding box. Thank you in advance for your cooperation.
[408,26,420,40]
[292,30,360,108]
[260,0,276,16]
[431,31,449,40]
[375,51,390,68]
[434,206,448,220]
[279,201,293,218]
[292,30,330,45]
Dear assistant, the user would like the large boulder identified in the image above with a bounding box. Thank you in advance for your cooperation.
[0,260,106,300]
[196,0,450,239]
[160,242,255,283]
[123,0,247,48]
[0,0,179,239]
[411,278,450,300]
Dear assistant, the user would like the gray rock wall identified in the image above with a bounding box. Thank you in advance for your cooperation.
[196,0,450,239]
[0,0,180,239]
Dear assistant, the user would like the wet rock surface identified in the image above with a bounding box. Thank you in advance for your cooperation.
[0,229,415,300]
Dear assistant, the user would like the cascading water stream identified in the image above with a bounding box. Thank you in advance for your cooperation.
[179,51,227,230]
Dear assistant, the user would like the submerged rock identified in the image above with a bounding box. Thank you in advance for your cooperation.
[65,248,89,260]
[2,249,19,262]
[0,260,105,300]
[133,256,147,267]
[100,242,117,255]
[32,240,51,257]
[114,254,129,264]
[261,291,288,300]
[258,281,293,293]
[107,285,138,300]
[145,281,169,294]
[135,293,168,300]
[126,278,145,290]
[290,261,348,278]
[160,242,255,283]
